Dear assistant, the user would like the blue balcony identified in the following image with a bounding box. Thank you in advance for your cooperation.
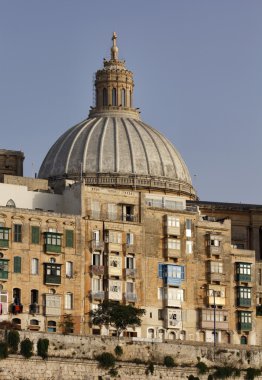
[158,264,185,286]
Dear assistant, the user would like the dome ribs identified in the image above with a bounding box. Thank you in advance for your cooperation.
[98,118,109,172]
[113,118,119,173]
[135,119,165,177]
[121,118,135,174]
[82,118,102,174]
[65,118,97,175]
[128,119,151,175]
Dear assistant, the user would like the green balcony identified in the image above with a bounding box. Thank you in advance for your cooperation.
[44,275,61,285]
[238,322,252,331]
[45,244,61,254]
[237,298,251,307]
[0,240,9,248]
[236,273,251,282]
[0,271,8,280]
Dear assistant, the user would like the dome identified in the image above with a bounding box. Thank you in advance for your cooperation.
[38,34,196,198]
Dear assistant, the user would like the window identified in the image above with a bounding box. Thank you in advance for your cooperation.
[31,289,39,304]
[0,259,8,279]
[0,227,9,247]
[211,261,223,273]
[44,232,62,253]
[158,287,164,300]
[238,287,251,299]
[0,290,8,314]
[92,253,101,266]
[122,205,134,222]
[167,288,184,301]
[6,199,16,207]
[167,216,180,227]
[66,261,73,278]
[65,292,73,309]
[126,282,135,294]
[91,201,100,219]
[31,226,40,244]
[126,255,135,269]
[186,241,193,254]
[112,88,117,106]
[210,239,220,247]
[13,224,22,242]
[92,278,102,292]
[239,311,252,324]
[47,320,56,333]
[202,309,228,322]
[237,263,251,275]
[13,288,21,304]
[186,219,192,237]
[106,231,122,244]
[44,264,61,284]
[65,230,74,248]
[31,258,39,275]
[167,239,180,250]
[158,309,164,320]
[121,88,126,106]
[13,256,21,273]
[108,204,117,220]
[103,88,108,106]
[126,232,134,246]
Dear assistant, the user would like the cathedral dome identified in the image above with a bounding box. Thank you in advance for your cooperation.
[38,34,195,198]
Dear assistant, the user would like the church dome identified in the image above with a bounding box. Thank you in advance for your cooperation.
[38,34,196,198]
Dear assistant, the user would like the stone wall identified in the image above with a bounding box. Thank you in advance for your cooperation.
[0,331,261,379]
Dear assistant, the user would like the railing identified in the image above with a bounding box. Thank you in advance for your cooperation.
[90,291,105,300]
[124,293,137,302]
[236,273,251,282]
[0,240,9,248]
[0,271,8,280]
[237,298,251,307]
[44,275,61,285]
[125,268,137,278]
[90,265,105,276]
[29,303,40,314]
[45,244,61,254]
[238,322,252,331]
[91,240,104,251]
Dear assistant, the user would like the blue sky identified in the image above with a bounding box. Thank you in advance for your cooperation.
[1,1,262,203]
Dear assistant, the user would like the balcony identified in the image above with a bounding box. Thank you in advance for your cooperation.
[91,240,104,251]
[44,294,61,316]
[207,285,226,306]
[236,273,251,282]
[44,275,61,285]
[238,322,252,331]
[29,303,40,314]
[108,255,122,277]
[10,304,23,314]
[44,232,62,254]
[208,271,225,283]
[108,280,122,301]
[124,292,137,302]
[165,247,181,259]
[164,308,182,329]
[0,271,8,281]
[125,268,137,278]
[164,289,183,308]
[199,309,229,330]
[90,265,105,276]
[0,240,9,249]
[123,244,136,254]
[208,245,222,256]
[165,225,180,237]
[45,244,61,254]
[90,291,105,301]
[237,298,251,307]
[105,241,123,253]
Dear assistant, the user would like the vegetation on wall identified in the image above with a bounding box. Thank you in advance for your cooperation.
[37,338,49,359]
[7,330,20,354]
[89,300,145,337]
[20,338,33,359]
[0,341,8,359]
[59,314,74,335]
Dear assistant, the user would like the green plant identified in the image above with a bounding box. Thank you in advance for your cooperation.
[114,345,123,357]
[163,355,175,367]
[145,362,154,375]
[196,361,208,374]
[37,338,49,359]
[59,314,74,334]
[245,368,261,380]
[20,338,33,359]
[213,366,240,379]
[96,352,116,369]
[7,330,20,353]
[0,341,8,359]
[108,368,118,377]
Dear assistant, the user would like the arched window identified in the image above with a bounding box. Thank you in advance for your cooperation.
[6,199,16,208]
[47,320,56,333]
[30,319,39,326]
[158,329,165,340]
[50,258,56,263]
[148,328,154,339]
[168,331,176,340]
[121,88,126,107]
[49,288,56,294]
[112,88,117,106]
[31,289,38,304]
[240,335,247,345]
[103,88,108,106]
[12,318,21,329]
[13,288,21,304]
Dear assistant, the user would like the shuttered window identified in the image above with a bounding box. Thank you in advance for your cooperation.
[31,226,40,244]
[14,256,21,273]
[65,230,74,248]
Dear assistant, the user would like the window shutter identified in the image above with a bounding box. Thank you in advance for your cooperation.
[31,226,40,244]
[181,266,185,280]
[14,256,21,273]
[66,230,74,248]
[158,263,164,278]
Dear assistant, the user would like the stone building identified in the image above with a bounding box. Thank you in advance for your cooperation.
[0,34,260,346]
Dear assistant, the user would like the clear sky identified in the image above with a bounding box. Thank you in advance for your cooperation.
[1,1,262,203]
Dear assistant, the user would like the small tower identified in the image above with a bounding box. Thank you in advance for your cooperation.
[0,149,24,181]
[89,33,138,118]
